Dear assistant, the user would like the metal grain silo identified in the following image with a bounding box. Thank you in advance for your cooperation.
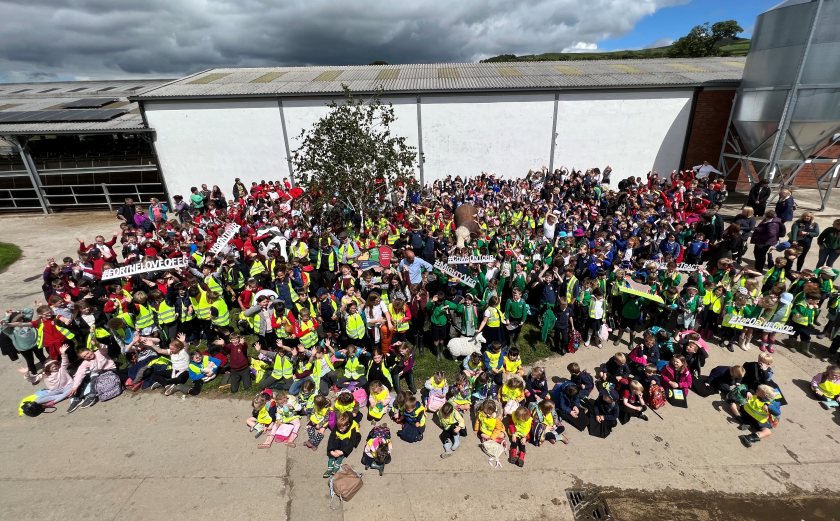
[720,0,840,209]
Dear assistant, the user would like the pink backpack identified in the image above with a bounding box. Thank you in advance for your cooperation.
[353,388,367,407]
[426,393,446,413]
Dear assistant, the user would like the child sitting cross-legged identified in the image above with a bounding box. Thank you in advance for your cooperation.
[508,405,533,468]
[437,401,467,459]
[474,399,505,443]
[303,395,331,451]
[529,398,568,445]
[396,394,426,443]
[367,380,392,422]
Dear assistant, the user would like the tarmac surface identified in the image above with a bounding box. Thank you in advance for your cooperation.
[1,192,839,521]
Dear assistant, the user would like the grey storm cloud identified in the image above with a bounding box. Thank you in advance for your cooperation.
[0,0,686,81]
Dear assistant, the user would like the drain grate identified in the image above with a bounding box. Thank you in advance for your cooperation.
[565,489,613,520]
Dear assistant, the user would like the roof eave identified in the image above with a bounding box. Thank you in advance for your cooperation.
[132,80,742,102]
[0,127,154,136]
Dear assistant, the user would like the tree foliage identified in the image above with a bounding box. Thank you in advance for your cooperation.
[291,86,418,227]
[669,20,744,58]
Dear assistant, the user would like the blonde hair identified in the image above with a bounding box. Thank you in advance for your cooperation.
[730,365,746,378]
[756,384,775,399]
[758,352,774,365]
[613,352,627,363]
[741,206,754,218]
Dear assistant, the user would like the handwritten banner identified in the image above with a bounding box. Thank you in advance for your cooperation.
[102,257,188,280]
[728,316,795,334]
[208,224,239,255]
[657,262,705,273]
[447,255,495,265]
[434,260,476,288]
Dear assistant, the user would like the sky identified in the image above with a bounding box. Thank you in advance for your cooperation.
[0,0,774,83]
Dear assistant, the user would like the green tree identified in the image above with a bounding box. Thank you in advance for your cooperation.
[291,86,417,230]
[711,20,743,43]
[669,20,743,58]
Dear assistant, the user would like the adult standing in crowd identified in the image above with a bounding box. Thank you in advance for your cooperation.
[746,179,771,217]
[817,219,840,269]
[751,210,782,272]
[775,188,795,223]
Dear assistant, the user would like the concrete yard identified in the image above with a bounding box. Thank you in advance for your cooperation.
[1,196,839,521]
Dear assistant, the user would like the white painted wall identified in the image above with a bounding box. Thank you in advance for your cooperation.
[553,90,694,185]
[144,99,288,199]
[420,93,555,183]
[145,90,694,197]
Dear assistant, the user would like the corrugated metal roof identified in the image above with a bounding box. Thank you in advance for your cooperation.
[132,57,745,100]
[0,79,170,134]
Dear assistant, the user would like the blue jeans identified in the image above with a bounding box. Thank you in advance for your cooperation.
[817,248,840,268]
[35,384,73,405]
[442,431,461,453]
[289,378,309,396]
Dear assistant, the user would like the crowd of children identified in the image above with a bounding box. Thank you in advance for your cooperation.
[3,167,840,477]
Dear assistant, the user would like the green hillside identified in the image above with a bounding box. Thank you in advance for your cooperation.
[481,38,750,63]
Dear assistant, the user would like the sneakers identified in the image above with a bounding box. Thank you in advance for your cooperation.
[66,397,83,414]
[639,413,649,421]
[725,343,735,353]
[738,423,751,431]
[254,424,266,439]
[80,395,98,409]
[150,382,163,391]
[440,452,453,459]
[164,384,178,396]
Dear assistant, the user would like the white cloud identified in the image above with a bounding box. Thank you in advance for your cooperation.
[561,42,599,53]
[0,0,686,81]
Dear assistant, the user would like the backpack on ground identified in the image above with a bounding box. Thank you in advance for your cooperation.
[369,423,391,441]
[480,439,507,468]
[94,370,123,401]
[646,382,667,410]
[329,464,364,503]
[426,393,446,413]
[18,394,38,416]
[22,401,47,417]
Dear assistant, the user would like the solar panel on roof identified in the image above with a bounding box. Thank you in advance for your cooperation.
[39,88,60,93]
[0,109,127,123]
[10,89,30,94]
[68,87,88,92]
[97,86,117,92]
[62,98,118,109]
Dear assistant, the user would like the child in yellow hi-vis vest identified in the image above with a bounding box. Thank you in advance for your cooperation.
[507,406,533,467]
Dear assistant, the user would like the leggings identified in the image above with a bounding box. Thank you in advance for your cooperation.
[306,424,325,447]
[20,348,48,374]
